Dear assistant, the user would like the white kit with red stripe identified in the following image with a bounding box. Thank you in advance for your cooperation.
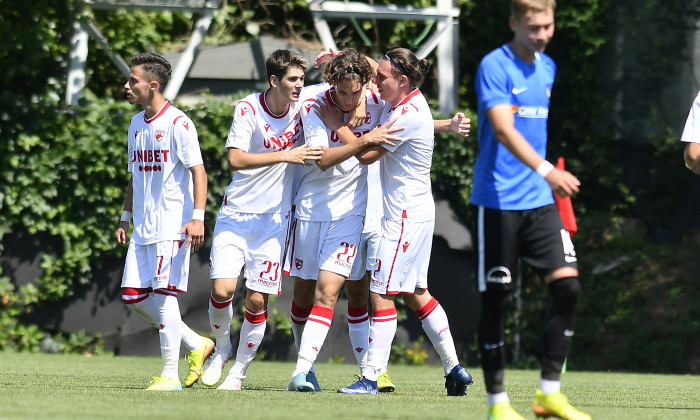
[221,84,327,215]
[127,101,203,245]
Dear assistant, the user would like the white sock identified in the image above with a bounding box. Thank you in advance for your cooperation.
[123,289,159,326]
[290,301,311,351]
[229,308,267,379]
[539,379,561,395]
[362,307,397,381]
[208,293,233,351]
[180,321,201,352]
[487,392,510,406]
[292,305,332,377]
[154,291,182,381]
[347,304,369,369]
[415,297,459,374]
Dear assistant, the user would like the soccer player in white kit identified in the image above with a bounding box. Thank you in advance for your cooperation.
[115,52,213,391]
[200,50,326,390]
[682,90,700,173]
[284,49,403,392]
[336,48,474,396]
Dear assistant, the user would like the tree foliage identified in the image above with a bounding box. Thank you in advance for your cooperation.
[1,0,699,372]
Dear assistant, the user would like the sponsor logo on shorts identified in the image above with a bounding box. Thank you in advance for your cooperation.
[402,241,410,252]
[486,266,512,285]
[334,260,351,270]
[295,258,303,269]
[256,278,278,288]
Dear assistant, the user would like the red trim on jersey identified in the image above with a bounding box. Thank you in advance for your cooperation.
[238,100,256,116]
[260,90,290,119]
[347,304,369,324]
[324,88,347,114]
[390,88,421,112]
[144,102,170,123]
[308,305,334,327]
[244,308,268,325]
[290,300,312,324]
[414,297,439,321]
[210,293,233,309]
[368,89,380,104]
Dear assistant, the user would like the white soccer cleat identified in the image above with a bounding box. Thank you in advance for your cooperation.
[217,374,242,391]
[201,346,233,387]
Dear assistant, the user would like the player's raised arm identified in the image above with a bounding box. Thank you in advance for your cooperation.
[434,112,471,137]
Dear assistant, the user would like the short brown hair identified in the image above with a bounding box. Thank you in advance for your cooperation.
[265,49,308,86]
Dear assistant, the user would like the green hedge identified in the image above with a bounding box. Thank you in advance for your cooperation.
[0,93,241,352]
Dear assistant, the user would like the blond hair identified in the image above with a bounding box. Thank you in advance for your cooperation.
[511,0,556,20]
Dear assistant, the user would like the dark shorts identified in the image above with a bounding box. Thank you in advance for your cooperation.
[470,204,577,292]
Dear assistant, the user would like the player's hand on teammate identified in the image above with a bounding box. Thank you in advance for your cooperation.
[313,98,345,131]
[314,48,340,68]
[180,220,204,252]
[545,168,581,197]
[115,221,130,244]
[346,91,367,129]
[286,145,324,165]
[450,112,471,137]
[362,117,403,147]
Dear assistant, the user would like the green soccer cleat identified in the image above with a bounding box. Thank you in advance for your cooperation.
[487,402,526,420]
[184,336,215,387]
[532,390,591,420]
[145,375,183,391]
[377,372,395,393]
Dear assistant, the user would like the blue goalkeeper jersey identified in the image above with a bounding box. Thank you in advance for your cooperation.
[470,44,556,210]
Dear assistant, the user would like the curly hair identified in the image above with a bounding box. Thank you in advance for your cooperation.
[323,48,373,87]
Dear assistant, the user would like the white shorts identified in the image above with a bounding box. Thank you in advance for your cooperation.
[348,229,381,281]
[121,239,191,293]
[209,210,291,295]
[369,218,434,295]
[286,216,364,280]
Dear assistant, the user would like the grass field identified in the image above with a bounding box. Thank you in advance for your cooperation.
[1,352,698,420]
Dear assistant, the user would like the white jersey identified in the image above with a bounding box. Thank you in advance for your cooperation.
[681,90,700,144]
[294,87,386,221]
[378,89,435,222]
[127,102,203,245]
[364,160,383,233]
[222,85,326,214]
